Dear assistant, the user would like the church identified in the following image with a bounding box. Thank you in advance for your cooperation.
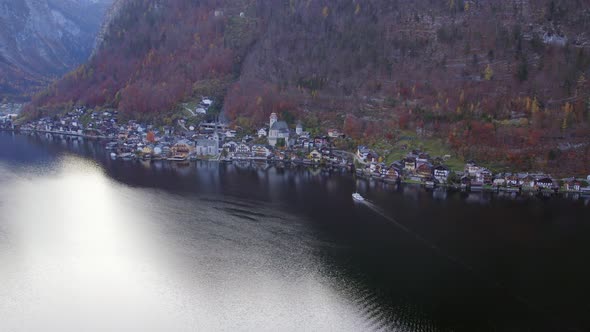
[268,113,290,147]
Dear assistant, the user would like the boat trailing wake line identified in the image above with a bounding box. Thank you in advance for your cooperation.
[361,201,471,268]
[358,199,543,315]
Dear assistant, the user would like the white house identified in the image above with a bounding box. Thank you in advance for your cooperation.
[465,161,482,177]
[296,123,303,136]
[222,141,238,153]
[433,165,450,183]
[251,145,272,158]
[196,139,218,156]
[236,143,251,155]
[268,113,289,147]
[258,128,267,138]
[518,174,536,188]
[475,169,493,184]
[310,150,323,163]
[493,178,506,186]
[327,129,343,138]
[565,179,581,192]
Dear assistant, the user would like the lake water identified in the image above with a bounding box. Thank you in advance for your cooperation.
[1,131,589,332]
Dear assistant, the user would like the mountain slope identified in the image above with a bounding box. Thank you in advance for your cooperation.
[24,0,590,173]
[0,0,113,100]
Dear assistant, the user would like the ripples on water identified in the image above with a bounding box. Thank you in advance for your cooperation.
[0,155,405,331]
[2,133,590,332]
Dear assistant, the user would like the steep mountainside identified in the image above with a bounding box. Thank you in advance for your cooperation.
[25,0,590,173]
[0,0,112,100]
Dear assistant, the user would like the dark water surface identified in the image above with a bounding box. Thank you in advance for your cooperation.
[1,132,589,332]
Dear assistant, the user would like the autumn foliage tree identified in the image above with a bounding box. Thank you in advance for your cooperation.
[25,0,241,118]
[146,131,156,143]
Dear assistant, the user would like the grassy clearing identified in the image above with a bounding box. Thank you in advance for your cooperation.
[372,130,465,171]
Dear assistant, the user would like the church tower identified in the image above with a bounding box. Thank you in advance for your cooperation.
[269,113,278,130]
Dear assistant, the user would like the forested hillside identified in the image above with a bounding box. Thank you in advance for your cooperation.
[25,0,590,174]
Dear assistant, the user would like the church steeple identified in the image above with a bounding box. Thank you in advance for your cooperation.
[270,112,278,129]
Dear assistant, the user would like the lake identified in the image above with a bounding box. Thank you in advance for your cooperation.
[1,131,589,332]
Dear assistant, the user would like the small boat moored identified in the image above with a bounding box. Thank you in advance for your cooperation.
[105,141,118,150]
[167,155,188,162]
[118,152,136,161]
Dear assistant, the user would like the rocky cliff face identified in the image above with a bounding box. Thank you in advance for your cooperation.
[91,0,125,56]
[0,0,112,100]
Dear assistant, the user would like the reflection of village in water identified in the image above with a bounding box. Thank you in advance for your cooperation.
[354,177,590,206]
[10,132,590,206]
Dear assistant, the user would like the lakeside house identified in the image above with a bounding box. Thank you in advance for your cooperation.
[222,141,238,153]
[505,173,519,187]
[195,139,217,156]
[141,145,154,156]
[416,162,433,178]
[235,143,251,156]
[493,177,506,187]
[251,145,272,158]
[535,176,555,189]
[172,139,194,158]
[475,169,493,185]
[564,178,582,192]
[309,149,322,163]
[383,165,401,181]
[519,174,536,188]
[433,165,450,183]
[403,157,416,172]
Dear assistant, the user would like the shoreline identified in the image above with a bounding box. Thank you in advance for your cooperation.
[3,129,590,201]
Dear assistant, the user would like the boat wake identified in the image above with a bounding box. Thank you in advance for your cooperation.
[357,199,539,313]
[361,200,465,265]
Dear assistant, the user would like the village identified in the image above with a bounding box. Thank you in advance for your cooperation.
[1,99,590,196]
[355,148,590,195]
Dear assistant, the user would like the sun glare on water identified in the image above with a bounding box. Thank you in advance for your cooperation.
[0,156,378,331]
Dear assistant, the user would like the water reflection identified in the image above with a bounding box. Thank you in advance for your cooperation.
[0,155,379,331]
[2,132,590,331]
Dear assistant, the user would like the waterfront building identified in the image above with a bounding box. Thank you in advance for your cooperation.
[433,165,450,183]
[196,139,217,156]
